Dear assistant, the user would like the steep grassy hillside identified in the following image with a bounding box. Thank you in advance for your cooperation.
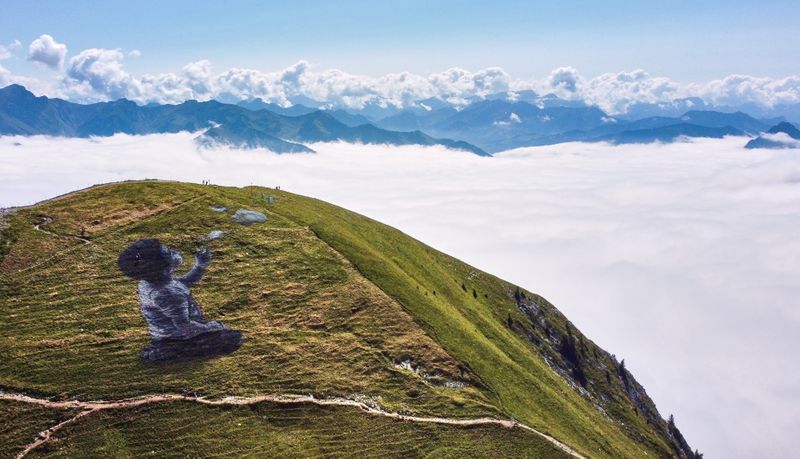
[0,181,694,457]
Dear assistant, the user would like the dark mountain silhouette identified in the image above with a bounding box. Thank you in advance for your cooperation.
[236,98,317,116]
[745,122,800,149]
[767,121,800,138]
[322,109,372,127]
[676,110,769,134]
[0,84,488,155]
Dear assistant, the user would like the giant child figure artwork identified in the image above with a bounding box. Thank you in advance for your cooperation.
[117,239,243,362]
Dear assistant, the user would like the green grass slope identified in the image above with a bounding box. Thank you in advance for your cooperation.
[0,181,694,458]
[0,401,81,457]
[25,401,567,458]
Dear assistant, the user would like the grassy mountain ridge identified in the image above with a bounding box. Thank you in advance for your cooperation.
[0,181,695,457]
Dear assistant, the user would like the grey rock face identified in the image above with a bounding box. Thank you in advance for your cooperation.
[231,209,268,225]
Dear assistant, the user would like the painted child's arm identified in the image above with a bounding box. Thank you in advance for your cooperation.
[179,248,211,287]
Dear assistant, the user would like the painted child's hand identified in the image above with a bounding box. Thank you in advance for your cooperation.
[195,247,212,266]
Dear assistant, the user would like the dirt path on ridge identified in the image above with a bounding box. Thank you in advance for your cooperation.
[0,390,584,459]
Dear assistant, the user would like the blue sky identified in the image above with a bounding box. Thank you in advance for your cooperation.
[2,0,799,81]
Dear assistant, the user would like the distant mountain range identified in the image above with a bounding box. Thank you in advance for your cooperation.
[2,84,798,154]
[254,90,794,152]
[0,85,488,155]
[370,99,779,152]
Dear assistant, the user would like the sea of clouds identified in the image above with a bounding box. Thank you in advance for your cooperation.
[1,134,799,457]
[2,34,800,115]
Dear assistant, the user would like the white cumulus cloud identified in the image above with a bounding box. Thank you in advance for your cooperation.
[50,55,515,109]
[522,67,683,113]
[696,74,800,108]
[546,66,582,93]
[5,35,800,115]
[0,39,22,60]
[27,34,67,69]
[65,48,137,101]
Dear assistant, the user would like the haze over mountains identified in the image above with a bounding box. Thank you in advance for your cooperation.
[3,83,797,154]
